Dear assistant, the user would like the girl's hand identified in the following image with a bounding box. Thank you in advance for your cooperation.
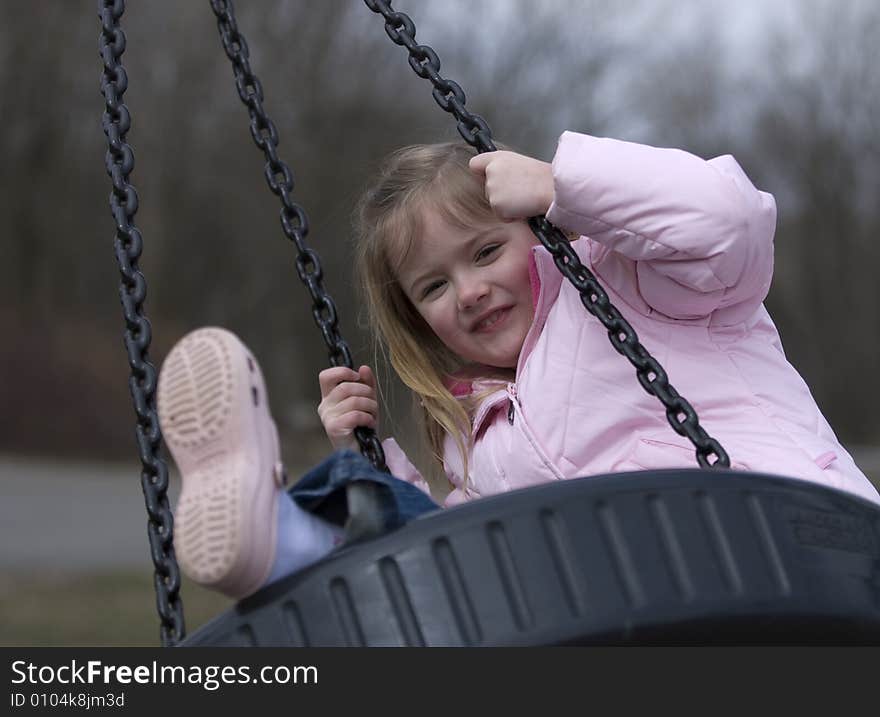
[469,150,554,220]
[317,365,379,451]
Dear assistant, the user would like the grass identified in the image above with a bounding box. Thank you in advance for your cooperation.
[0,570,234,647]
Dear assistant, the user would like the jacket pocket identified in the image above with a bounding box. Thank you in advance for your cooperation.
[618,437,750,472]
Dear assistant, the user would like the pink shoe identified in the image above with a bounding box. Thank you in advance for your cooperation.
[157,327,286,599]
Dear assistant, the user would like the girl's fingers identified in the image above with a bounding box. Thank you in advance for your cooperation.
[318,384,377,422]
[325,381,376,405]
[329,411,377,432]
[318,365,377,396]
[468,151,553,219]
[468,151,498,175]
[329,395,378,418]
[358,364,376,390]
[317,365,380,449]
[318,366,361,398]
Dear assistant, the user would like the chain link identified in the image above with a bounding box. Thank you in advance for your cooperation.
[98,0,185,646]
[364,0,495,153]
[363,0,729,469]
[210,0,388,471]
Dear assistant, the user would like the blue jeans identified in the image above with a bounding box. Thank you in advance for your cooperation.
[288,450,440,538]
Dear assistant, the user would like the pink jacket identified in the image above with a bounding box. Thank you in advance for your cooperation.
[383,131,880,507]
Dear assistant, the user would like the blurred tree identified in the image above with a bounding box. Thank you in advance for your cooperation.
[742,0,880,443]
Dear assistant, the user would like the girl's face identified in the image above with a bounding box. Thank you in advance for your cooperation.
[395,208,537,369]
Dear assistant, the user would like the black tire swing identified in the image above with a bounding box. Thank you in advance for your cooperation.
[98,0,880,646]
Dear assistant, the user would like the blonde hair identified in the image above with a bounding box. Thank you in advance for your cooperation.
[354,142,513,486]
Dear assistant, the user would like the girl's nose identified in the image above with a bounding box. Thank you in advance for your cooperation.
[457,278,489,310]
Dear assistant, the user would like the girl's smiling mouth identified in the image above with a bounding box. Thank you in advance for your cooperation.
[472,306,511,333]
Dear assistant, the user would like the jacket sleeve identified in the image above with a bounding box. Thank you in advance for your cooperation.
[438,432,479,508]
[383,436,477,508]
[381,437,433,497]
[545,131,777,324]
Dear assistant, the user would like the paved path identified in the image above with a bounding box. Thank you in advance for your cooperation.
[0,456,173,574]
[2,449,879,574]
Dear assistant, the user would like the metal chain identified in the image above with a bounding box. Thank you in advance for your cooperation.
[98,0,185,645]
[209,0,387,472]
[364,0,496,153]
[363,0,729,469]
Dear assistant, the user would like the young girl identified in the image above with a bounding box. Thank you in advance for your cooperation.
[157,130,880,600]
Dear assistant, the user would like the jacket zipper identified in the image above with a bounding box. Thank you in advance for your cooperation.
[506,383,517,425]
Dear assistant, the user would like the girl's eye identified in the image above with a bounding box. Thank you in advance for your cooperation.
[476,244,500,262]
[421,280,445,299]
